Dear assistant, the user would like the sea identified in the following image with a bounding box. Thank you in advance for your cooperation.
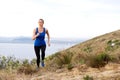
[0,38,85,61]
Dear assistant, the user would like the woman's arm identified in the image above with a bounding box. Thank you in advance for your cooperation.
[46,29,50,46]
[32,29,39,40]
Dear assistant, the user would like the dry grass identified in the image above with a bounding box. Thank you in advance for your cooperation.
[46,30,120,71]
[0,70,15,80]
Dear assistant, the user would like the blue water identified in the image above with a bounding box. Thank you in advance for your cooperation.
[0,41,81,60]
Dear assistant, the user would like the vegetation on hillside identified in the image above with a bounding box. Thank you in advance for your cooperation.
[45,30,120,72]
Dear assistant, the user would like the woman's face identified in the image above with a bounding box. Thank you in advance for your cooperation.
[38,20,44,26]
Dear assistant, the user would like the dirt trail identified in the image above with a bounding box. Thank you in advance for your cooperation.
[30,64,120,80]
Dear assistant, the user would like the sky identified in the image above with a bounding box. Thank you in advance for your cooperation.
[0,0,120,38]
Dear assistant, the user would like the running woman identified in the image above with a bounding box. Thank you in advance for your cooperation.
[32,19,50,68]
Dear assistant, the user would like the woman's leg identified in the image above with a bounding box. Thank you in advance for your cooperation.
[40,45,46,67]
[41,45,46,61]
[34,46,40,68]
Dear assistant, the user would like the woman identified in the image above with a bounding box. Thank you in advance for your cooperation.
[32,19,50,68]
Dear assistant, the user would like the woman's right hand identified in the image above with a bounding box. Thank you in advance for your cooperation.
[36,33,40,37]
[32,29,40,40]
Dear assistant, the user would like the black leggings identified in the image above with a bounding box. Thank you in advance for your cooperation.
[34,45,46,67]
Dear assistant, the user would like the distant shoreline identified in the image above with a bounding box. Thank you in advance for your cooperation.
[0,36,86,44]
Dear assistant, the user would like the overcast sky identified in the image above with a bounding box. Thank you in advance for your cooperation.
[0,0,120,38]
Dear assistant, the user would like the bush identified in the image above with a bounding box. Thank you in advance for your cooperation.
[0,56,20,70]
[106,39,120,51]
[17,59,37,75]
[67,63,73,70]
[55,51,73,68]
[30,58,36,65]
[17,64,36,75]
[0,56,37,74]
[83,75,93,80]
[86,52,112,68]
[22,59,29,66]
[0,56,7,69]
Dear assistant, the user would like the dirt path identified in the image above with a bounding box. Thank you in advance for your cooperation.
[13,63,120,80]
[30,66,120,80]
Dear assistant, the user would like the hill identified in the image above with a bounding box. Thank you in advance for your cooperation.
[1,30,120,80]
[44,29,120,80]
[0,37,33,43]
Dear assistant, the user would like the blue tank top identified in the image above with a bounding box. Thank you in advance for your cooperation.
[34,27,46,46]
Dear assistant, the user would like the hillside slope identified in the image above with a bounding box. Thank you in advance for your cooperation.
[44,29,120,80]
[68,29,120,55]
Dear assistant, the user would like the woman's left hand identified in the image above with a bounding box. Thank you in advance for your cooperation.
[48,42,50,46]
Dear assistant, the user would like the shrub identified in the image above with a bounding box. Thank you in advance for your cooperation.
[83,75,93,80]
[55,51,73,68]
[30,58,36,65]
[6,56,21,70]
[17,59,37,74]
[86,52,112,68]
[67,63,73,70]
[0,56,7,69]
[0,55,38,75]
[22,59,29,66]
[0,56,20,70]
[17,64,36,75]
[106,39,120,51]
